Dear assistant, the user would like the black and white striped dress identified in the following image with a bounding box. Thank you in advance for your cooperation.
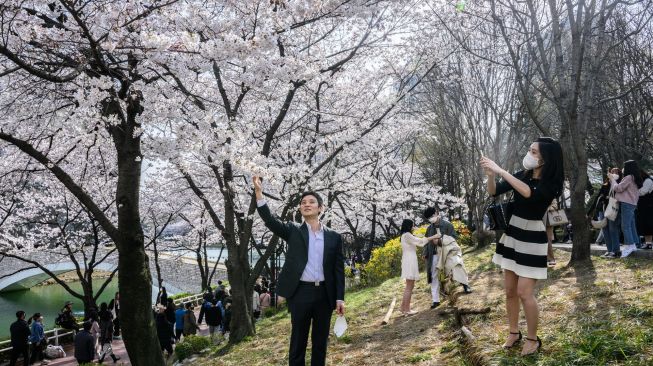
[492,171,556,280]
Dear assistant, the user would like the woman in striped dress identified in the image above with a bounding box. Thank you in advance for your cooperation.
[480,137,564,356]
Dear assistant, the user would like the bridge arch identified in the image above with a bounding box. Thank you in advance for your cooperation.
[0,262,183,301]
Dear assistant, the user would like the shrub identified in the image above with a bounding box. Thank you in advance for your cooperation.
[452,220,474,247]
[175,335,212,361]
[170,292,192,300]
[362,226,427,286]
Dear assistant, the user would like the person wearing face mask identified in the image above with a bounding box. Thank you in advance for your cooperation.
[609,160,644,258]
[398,219,440,315]
[422,207,471,309]
[480,137,564,356]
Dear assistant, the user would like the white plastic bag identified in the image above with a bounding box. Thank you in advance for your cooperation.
[45,344,66,359]
[333,315,347,338]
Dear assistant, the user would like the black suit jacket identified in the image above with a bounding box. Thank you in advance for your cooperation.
[257,203,345,309]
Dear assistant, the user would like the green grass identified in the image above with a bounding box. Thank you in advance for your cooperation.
[190,245,653,365]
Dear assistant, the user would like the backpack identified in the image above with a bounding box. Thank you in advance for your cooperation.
[54,312,64,326]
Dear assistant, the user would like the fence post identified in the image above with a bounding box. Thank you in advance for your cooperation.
[54,329,59,346]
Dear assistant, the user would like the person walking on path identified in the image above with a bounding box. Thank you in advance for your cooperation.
[86,311,101,357]
[108,293,121,338]
[9,310,31,366]
[174,303,186,341]
[610,160,643,258]
[28,313,49,365]
[204,300,223,341]
[97,303,120,364]
[155,305,173,358]
[182,303,199,336]
[165,299,177,343]
[481,137,564,356]
[254,176,345,366]
[399,219,440,315]
[74,321,96,364]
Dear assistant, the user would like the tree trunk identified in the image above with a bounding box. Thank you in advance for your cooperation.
[561,115,591,263]
[225,245,255,343]
[112,101,165,366]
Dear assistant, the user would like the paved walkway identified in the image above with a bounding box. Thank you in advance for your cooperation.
[5,310,214,366]
[553,242,653,259]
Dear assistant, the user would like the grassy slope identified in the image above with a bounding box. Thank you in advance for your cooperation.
[197,246,653,366]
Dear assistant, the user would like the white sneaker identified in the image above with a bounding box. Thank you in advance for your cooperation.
[621,245,637,258]
[602,251,612,257]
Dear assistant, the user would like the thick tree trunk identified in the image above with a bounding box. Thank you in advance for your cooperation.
[112,101,165,366]
[225,245,255,343]
[561,116,591,263]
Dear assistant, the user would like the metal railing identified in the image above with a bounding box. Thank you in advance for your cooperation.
[0,291,207,355]
[0,327,74,354]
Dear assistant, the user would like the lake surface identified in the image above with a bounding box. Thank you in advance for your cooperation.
[0,279,118,339]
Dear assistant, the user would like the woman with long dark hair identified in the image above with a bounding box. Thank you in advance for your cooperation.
[399,219,440,315]
[480,137,564,356]
[610,160,644,257]
[636,169,653,249]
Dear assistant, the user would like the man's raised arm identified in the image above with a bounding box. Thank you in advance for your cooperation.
[253,176,291,241]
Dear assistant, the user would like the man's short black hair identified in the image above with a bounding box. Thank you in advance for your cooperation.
[16,310,25,319]
[300,191,323,207]
[83,321,92,331]
[423,207,437,219]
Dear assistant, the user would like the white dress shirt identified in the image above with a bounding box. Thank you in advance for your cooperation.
[300,223,325,282]
[257,199,343,304]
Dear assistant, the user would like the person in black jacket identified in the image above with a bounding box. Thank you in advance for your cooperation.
[156,287,168,306]
[74,321,95,364]
[9,310,30,366]
[254,176,345,366]
[164,299,176,343]
[60,301,80,332]
[204,300,223,340]
[155,305,173,357]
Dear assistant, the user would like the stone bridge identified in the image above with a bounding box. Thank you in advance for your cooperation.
[0,248,227,300]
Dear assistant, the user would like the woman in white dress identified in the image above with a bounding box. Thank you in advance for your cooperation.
[399,219,440,315]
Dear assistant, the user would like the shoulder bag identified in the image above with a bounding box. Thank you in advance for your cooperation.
[546,197,568,227]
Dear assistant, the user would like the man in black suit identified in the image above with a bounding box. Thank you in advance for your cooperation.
[423,207,472,310]
[254,176,345,366]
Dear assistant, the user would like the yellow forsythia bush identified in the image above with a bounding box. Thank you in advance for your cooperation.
[452,220,474,247]
[362,226,427,286]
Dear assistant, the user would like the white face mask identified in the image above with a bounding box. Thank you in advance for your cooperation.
[429,216,439,224]
[522,152,541,170]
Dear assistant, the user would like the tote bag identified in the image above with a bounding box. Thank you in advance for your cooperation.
[604,189,619,221]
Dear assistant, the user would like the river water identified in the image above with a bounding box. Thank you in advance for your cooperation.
[0,248,284,339]
[0,280,119,340]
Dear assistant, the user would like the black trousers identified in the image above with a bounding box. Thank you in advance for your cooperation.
[9,346,29,366]
[288,282,333,366]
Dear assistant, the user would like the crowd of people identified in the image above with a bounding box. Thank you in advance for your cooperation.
[7,278,275,364]
[8,292,122,366]
[587,160,653,258]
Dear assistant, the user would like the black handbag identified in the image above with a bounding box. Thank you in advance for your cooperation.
[485,194,513,231]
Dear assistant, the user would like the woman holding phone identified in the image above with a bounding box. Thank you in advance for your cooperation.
[480,137,564,356]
